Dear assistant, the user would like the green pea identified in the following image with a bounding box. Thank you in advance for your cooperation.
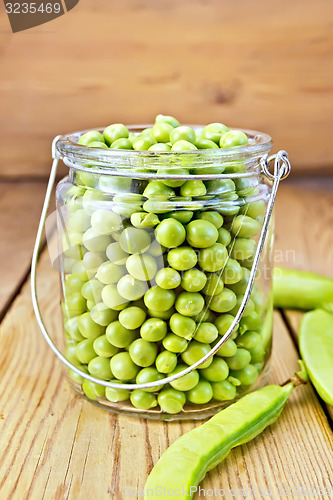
[215,338,238,357]
[143,181,175,198]
[68,364,88,385]
[200,357,229,382]
[209,288,237,313]
[90,209,122,235]
[93,334,119,357]
[65,341,80,366]
[82,228,111,253]
[105,381,130,402]
[144,286,176,312]
[156,350,178,373]
[83,252,104,276]
[217,227,232,247]
[170,126,196,145]
[248,343,266,364]
[170,365,200,391]
[222,258,243,285]
[151,122,174,143]
[169,210,193,224]
[195,138,219,149]
[140,128,153,137]
[186,220,218,249]
[155,268,181,289]
[126,254,157,282]
[181,341,212,369]
[149,143,172,152]
[106,242,128,265]
[236,330,261,349]
[228,267,250,295]
[242,200,266,220]
[117,307,145,331]
[64,274,86,295]
[143,199,173,214]
[119,227,151,254]
[117,274,148,301]
[212,380,237,401]
[170,313,196,339]
[71,260,89,280]
[167,246,198,271]
[111,352,140,381]
[106,321,137,348]
[82,380,105,400]
[202,273,224,296]
[63,293,87,318]
[197,211,223,228]
[65,317,85,342]
[231,215,260,238]
[62,231,83,259]
[103,124,129,146]
[175,292,205,317]
[130,212,159,228]
[192,308,210,323]
[147,307,175,320]
[130,390,158,410]
[239,311,261,334]
[230,364,258,386]
[67,208,91,233]
[155,218,186,249]
[194,322,218,343]
[96,262,124,285]
[110,138,133,149]
[88,356,113,380]
[171,140,197,151]
[81,279,103,303]
[102,284,128,309]
[148,239,166,257]
[220,130,248,148]
[230,296,255,318]
[75,338,96,364]
[181,269,207,292]
[187,380,213,404]
[98,176,133,194]
[180,180,206,197]
[133,135,157,150]
[79,130,104,146]
[227,375,242,386]
[199,243,228,272]
[206,178,236,196]
[162,333,188,353]
[129,339,158,367]
[78,312,105,339]
[226,348,252,370]
[230,238,256,261]
[201,123,229,144]
[140,318,167,342]
[136,367,164,392]
[155,114,180,128]
[158,388,186,414]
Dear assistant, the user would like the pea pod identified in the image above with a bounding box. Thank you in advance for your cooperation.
[273,267,333,312]
[145,382,296,498]
[299,309,333,406]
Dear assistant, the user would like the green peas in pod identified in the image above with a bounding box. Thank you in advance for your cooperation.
[144,286,176,312]
[181,269,207,292]
[186,220,218,248]
[105,381,130,403]
[170,313,196,339]
[155,218,186,248]
[111,352,140,381]
[126,253,158,281]
[103,124,129,146]
[187,380,213,405]
[130,390,158,410]
[169,365,200,391]
[79,130,104,146]
[129,338,158,367]
[175,292,205,317]
[167,246,198,271]
[140,318,168,342]
[155,350,178,373]
[158,388,186,414]
[136,367,164,392]
[106,320,137,348]
[181,341,212,369]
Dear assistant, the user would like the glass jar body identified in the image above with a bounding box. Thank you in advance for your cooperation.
[55,131,274,420]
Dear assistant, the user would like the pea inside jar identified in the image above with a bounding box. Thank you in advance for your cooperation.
[58,115,274,419]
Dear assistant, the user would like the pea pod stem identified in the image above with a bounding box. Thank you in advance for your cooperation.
[273,267,333,312]
[145,378,304,499]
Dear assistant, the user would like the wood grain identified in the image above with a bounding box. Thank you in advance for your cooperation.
[0,181,48,317]
[0,229,332,498]
[1,0,333,178]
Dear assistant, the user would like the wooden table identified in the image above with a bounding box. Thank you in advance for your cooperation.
[0,178,332,499]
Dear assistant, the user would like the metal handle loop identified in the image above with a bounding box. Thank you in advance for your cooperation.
[31,147,291,390]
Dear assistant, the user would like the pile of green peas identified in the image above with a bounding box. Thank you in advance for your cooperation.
[59,114,272,416]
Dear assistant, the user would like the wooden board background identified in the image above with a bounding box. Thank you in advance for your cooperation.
[1,0,333,178]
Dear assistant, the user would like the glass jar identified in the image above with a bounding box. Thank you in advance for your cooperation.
[33,126,290,421]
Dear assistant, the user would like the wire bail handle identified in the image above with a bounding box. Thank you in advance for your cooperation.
[31,140,291,390]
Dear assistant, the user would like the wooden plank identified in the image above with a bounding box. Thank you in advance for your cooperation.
[275,180,333,420]
[0,182,49,317]
[0,246,332,499]
[1,0,333,177]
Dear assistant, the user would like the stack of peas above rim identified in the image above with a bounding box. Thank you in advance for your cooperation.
[59,114,272,415]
